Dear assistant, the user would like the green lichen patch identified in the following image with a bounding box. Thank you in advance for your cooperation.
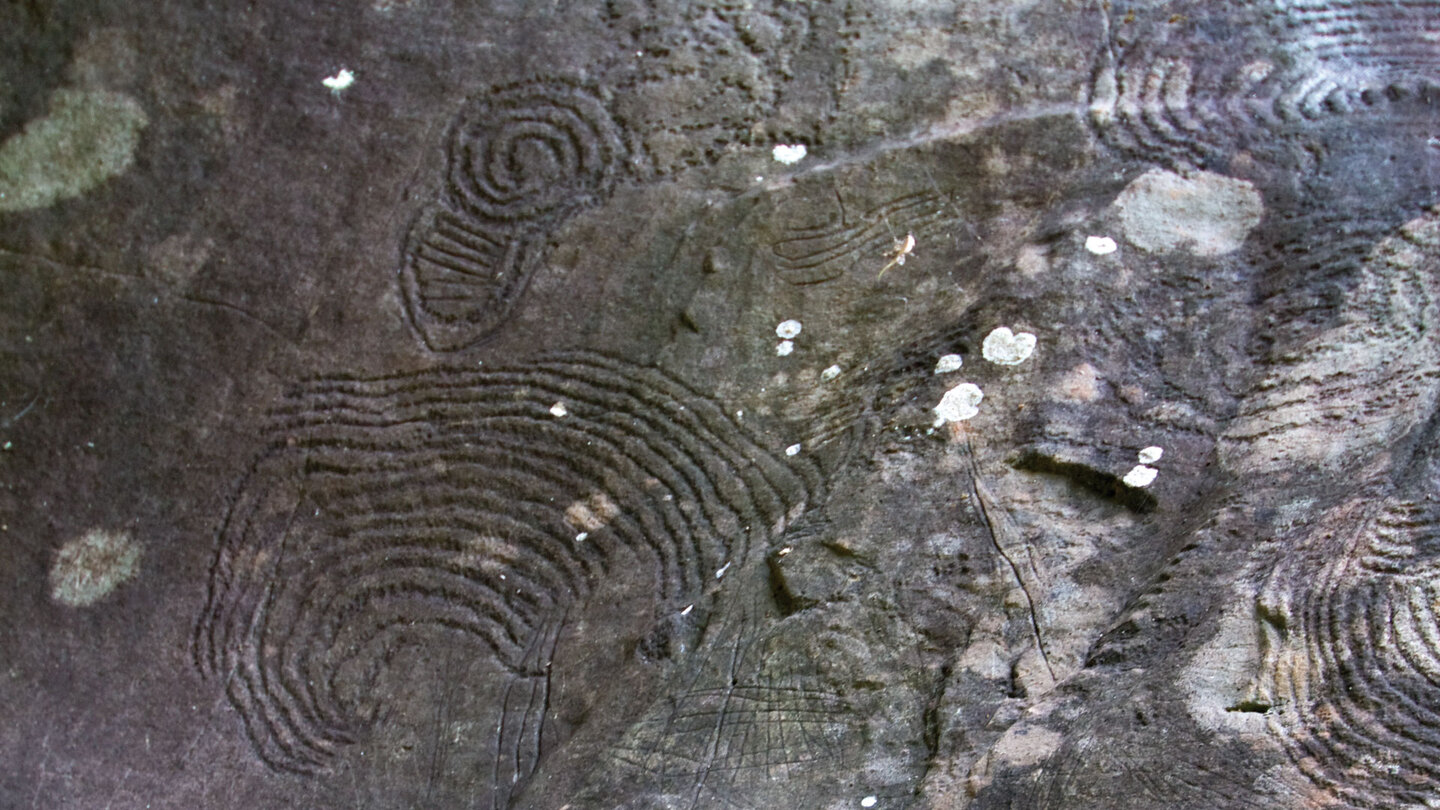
[49,528,142,607]
[0,88,148,212]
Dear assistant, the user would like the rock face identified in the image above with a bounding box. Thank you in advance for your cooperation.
[1,1,1438,808]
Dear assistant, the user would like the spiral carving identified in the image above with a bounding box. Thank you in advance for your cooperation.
[399,80,641,351]
[446,81,633,225]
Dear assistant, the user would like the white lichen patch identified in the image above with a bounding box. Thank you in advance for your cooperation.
[981,327,1037,366]
[934,354,963,374]
[1137,445,1164,465]
[771,143,807,164]
[549,401,568,418]
[322,68,355,94]
[934,382,984,425]
[776,340,795,357]
[1115,168,1264,256]
[775,319,802,339]
[820,364,842,382]
[1122,464,1159,488]
[49,528,141,607]
[0,88,148,212]
[1084,235,1118,255]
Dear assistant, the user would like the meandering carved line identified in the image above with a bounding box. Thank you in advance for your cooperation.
[193,352,825,783]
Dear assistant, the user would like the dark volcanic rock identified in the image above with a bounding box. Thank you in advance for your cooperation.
[3,1,1440,808]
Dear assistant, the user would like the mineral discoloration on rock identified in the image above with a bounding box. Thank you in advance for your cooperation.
[1115,169,1264,257]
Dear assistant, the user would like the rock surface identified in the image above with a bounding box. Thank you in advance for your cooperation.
[2,1,1439,808]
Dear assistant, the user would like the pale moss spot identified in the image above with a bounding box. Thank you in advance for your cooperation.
[0,88,148,212]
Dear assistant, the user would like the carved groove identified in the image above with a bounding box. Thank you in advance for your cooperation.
[1227,210,1440,473]
[1248,211,1440,806]
[1261,496,1440,808]
[1088,0,1440,169]
[400,80,643,351]
[193,352,824,782]
[768,191,955,285]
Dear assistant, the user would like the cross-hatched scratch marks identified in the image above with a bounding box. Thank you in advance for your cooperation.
[401,80,646,351]
[1088,0,1440,169]
[612,684,855,782]
[767,190,956,285]
[192,351,824,780]
[608,619,860,808]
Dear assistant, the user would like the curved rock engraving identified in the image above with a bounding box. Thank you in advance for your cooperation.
[445,81,635,225]
[398,205,536,352]
[768,191,955,285]
[1243,213,1440,807]
[400,80,644,351]
[1088,0,1440,170]
[192,352,825,788]
[1259,494,1440,808]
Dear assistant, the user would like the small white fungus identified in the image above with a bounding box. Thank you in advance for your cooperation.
[772,143,808,164]
[322,69,355,93]
[934,382,984,425]
[1085,235,1118,255]
[776,319,803,339]
[776,340,795,356]
[1137,445,1164,464]
[1123,464,1159,488]
[550,401,568,418]
[821,365,842,382]
[786,443,802,456]
[982,327,1037,366]
[934,354,963,374]
[861,797,878,808]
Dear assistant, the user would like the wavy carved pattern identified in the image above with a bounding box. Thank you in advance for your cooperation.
[1088,0,1440,169]
[768,191,955,285]
[192,352,824,792]
[1260,495,1440,808]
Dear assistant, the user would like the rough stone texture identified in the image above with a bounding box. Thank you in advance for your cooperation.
[1,1,1439,808]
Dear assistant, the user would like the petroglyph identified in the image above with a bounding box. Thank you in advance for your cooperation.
[767,191,956,285]
[400,80,644,351]
[193,352,826,786]
[1088,0,1440,172]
